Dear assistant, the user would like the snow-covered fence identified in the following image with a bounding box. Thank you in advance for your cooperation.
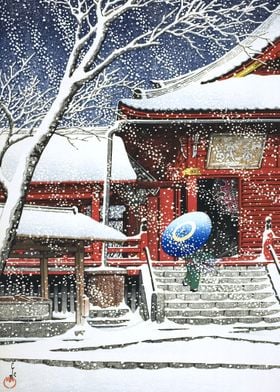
[0,275,41,297]
[261,216,280,273]
[0,275,76,316]
[106,218,148,264]
[141,247,165,323]
[269,245,280,273]
[50,283,76,315]
[124,274,139,313]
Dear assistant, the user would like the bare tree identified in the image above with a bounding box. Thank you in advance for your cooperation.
[0,0,271,270]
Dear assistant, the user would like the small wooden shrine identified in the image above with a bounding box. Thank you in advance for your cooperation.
[0,204,126,324]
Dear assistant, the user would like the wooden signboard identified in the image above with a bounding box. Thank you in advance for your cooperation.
[207,133,266,169]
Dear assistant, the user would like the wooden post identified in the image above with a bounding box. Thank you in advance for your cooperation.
[159,188,175,261]
[69,284,75,313]
[40,254,49,299]
[139,218,148,261]
[91,192,102,262]
[53,285,59,313]
[147,195,159,260]
[262,216,275,261]
[186,176,198,212]
[75,242,85,326]
[61,285,67,314]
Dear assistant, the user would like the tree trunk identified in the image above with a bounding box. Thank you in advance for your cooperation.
[0,80,80,272]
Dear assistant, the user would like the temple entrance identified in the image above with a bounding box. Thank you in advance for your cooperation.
[198,178,239,257]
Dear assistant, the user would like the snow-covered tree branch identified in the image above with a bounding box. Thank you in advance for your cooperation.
[61,68,138,128]
[0,58,54,154]
[0,0,273,271]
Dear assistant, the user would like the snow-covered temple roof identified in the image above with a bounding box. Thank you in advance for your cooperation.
[123,74,280,112]
[137,5,280,99]
[3,204,126,242]
[2,132,136,182]
[121,7,280,116]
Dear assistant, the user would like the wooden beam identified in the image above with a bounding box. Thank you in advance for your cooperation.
[75,242,85,326]
[12,238,85,254]
[40,254,49,299]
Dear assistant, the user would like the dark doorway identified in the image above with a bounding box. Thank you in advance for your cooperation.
[198,178,239,257]
[180,186,188,215]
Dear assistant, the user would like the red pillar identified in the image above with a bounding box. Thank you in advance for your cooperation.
[186,177,198,212]
[126,208,139,236]
[139,218,148,261]
[147,196,159,261]
[91,191,102,262]
[159,188,175,261]
[184,134,198,213]
[174,187,182,217]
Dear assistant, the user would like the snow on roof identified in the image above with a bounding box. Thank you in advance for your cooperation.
[1,204,127,242]
[141,6,280,99]
[2,133,136,182]
[123,75,280,112]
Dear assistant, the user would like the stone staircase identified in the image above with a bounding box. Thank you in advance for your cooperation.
[0,306,133,337]
[86,306,132,328]
[154,265,280,325]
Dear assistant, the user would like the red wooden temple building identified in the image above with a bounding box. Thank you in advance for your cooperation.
[1,8,280,315]
[116,8,280,263]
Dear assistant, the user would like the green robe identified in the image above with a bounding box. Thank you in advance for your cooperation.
[183,248,216,291]
[184,263,200,290]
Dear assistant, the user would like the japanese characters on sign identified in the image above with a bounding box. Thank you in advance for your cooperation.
[207,134,266,169]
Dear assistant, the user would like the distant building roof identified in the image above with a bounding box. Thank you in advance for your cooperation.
[2,133,136,182]
[123,74,280,113]
[4,204,127,242]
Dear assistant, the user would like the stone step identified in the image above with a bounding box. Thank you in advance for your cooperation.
[156,276,267,284]
[88,307,129,319]
[0,321,75,338]
[87,306,131,328]
[154,269,267,278]
[163,291,274,301]
[166,315,280,325]
[154,265,267,269]
[164,300,277,309]
[164,308,280,318]
[6,357,280,370]
[87,317,130,328]
[157,283,271,292]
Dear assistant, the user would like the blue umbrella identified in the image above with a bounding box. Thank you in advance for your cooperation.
[161,211,212,257]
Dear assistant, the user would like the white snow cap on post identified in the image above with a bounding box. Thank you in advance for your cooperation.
[0,204,127,242]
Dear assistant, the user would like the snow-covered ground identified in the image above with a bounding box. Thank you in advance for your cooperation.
[1,315,280,391]
[1,361,280,392]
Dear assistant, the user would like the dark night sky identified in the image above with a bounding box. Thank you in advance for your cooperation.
[0,0,278,123]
